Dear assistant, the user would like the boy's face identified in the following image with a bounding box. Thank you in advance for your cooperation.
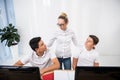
[35,40,47,56]
[85,37,95,49]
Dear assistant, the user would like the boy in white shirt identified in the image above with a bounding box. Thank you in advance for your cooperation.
[14,37,60,76]
[72,35,99,70]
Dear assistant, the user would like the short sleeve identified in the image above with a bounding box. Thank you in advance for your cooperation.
[20,53,32,64]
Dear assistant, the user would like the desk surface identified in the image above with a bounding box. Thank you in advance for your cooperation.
[54,70,75,80]
[41,70,75,80]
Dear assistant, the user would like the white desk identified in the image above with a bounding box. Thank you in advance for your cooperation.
[54,70,75,80]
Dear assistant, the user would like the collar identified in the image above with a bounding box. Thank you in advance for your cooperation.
[84,46,93,52]
[59,28,69,32]
[33,50,47,58]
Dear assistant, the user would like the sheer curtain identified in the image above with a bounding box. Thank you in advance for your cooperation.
[0,0,16,64]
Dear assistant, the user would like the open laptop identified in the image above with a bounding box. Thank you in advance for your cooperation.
[0,65,41,80]
[75,66,120,80]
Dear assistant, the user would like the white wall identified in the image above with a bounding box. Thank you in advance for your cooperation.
[13,0,120,66]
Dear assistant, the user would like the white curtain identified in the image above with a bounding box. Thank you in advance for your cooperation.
[13,0,120,56]
[0,0,16,64]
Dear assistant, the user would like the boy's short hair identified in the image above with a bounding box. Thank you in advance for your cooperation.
[89,35,99,45]
[29,37,41,51]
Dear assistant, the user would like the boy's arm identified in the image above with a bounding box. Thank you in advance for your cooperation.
[72,57,78,70]
[40,58,60,75]
[94,62,99,67]
[94,52,99,67]
[13,53,31,66]
[13,60,24,66]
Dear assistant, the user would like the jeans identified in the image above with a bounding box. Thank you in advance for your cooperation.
[57,57,71,70]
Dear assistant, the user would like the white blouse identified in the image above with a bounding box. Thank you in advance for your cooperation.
[47,28,78,58]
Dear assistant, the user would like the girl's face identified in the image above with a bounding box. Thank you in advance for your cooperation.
[85,37,95,50]
[57,18,67,31]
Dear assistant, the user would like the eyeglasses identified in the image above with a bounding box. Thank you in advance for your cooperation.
[57,23,65,27]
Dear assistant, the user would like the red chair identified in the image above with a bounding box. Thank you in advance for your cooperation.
[42,72,54,80]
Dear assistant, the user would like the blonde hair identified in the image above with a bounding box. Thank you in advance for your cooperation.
[58,12,68,23]
[60,12,67,18]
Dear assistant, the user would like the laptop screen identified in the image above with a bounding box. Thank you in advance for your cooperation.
[0,65,41,80]
[75,66,120,80]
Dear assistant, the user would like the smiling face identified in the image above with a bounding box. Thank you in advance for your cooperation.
[57,18,67,31]
[85,37,95,50]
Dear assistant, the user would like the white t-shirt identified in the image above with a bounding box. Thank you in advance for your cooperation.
[47,28,78,58]
[73,46,99,66]
[20,49,56,69]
